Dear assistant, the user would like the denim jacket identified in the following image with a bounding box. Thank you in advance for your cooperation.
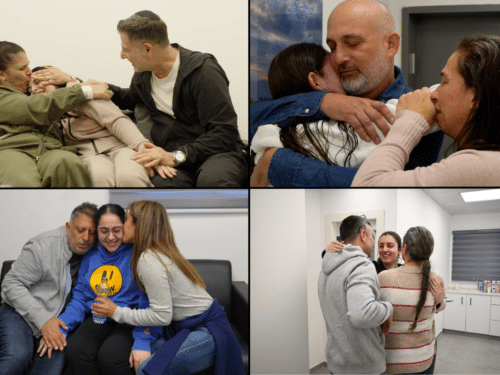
[250,67,444,187]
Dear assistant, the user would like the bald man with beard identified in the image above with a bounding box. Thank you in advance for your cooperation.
[250,0,444,187]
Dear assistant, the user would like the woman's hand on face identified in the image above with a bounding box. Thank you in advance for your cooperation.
[129,350,151,372]
[92,297,118,318]
[325,240,344,253]
[31,66,72,86]
[396,87,436,126]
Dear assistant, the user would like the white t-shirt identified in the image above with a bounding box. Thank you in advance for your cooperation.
[150,53,180,118]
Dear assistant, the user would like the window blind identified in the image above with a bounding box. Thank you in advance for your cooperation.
[109,189,248,210]
[452,229,500,281]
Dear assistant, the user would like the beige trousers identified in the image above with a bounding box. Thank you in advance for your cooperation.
[80,147,153,187]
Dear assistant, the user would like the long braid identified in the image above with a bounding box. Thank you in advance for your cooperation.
[410,259,431,332]
[403,227,434,332]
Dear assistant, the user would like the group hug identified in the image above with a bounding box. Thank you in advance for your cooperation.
[250,0,500,186]
[0,10,247,188]
[0,201,244,375]
[319,215,445,374]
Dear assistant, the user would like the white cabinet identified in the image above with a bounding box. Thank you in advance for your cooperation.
[444,292,492,335]
[491,297,500,337]
[443,293,466,331]
[465,295,491,334]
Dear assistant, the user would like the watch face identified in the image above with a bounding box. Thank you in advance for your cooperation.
[175,151,186,163]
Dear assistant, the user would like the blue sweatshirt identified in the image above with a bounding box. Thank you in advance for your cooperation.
[58,242,162,351]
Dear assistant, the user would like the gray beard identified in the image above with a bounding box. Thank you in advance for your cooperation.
[341,74,373,96]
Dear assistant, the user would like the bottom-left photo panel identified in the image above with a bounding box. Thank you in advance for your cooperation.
[0,189,249,375]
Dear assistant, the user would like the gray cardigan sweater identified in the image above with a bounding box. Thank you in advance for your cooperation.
[1,226,75,336]
[318,244,393,374]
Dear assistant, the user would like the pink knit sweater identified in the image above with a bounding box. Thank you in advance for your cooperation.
[352,110,500,186]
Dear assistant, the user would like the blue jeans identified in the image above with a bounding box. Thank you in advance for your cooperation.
[0,303,65,375]
[136,326,215,375]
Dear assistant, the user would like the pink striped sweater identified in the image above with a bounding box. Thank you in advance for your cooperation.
[378,266,446,374]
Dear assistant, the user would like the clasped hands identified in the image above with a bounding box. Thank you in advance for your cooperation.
[132,142,177,179]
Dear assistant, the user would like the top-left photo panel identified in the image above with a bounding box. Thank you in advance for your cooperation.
[0,0,249,188]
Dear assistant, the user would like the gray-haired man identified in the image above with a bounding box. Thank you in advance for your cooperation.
[0,202,98,375]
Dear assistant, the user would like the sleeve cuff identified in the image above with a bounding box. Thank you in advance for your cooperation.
[132,339,152,352]
[81,85,93,100]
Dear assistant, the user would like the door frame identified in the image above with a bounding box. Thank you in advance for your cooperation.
[402,4,500,88]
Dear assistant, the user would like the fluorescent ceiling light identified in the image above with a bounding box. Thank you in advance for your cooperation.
[461,189,500,202]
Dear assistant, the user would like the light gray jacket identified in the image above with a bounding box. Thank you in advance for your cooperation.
[318,244,393,374]
[1,226,73,337]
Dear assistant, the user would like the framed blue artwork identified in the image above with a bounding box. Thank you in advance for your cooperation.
[250,0,323,105]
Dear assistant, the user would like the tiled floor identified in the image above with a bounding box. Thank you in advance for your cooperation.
[311,330,500,374]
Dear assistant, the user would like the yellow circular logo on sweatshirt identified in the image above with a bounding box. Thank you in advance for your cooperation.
[90,265,122,297]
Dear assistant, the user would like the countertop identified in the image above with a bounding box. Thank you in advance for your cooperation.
[446,288,500,297]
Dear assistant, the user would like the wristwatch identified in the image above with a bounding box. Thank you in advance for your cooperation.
[173,150,186,166]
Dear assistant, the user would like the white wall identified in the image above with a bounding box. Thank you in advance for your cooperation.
[0,190,110,265]
[1,0,248,141]
[0,189,248,283]
[305,190,325,369]
[250,189,310,375]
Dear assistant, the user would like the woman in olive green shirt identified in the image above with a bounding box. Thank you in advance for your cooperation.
[0,41,112,187]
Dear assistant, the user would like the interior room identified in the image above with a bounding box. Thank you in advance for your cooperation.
[0,189,248,283]
[251,188,500,374]
[0,189,249,374]
[2,0,248,143]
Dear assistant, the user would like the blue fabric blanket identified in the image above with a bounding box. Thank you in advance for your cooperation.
[143,299,244,375]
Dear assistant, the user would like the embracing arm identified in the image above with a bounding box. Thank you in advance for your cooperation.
[112,252,173,327]
[250,91,393,143]
[0,85,86,126]
[250,91,328,140]
[346,262,393,328]
[76,99,148,151]
[107,83,141,111]
[251,147,357,187]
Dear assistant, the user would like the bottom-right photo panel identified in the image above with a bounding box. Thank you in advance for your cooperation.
[251,188,500,375]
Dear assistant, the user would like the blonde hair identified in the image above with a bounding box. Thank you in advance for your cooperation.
[128,200,206,291]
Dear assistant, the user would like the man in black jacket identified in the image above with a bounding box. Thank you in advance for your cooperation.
[109,10,247,187]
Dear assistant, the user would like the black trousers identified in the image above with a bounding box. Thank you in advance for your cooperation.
[151,151,248,187]
[63,317,135,375]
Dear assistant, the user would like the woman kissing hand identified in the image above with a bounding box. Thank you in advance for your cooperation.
[396,88,436,126]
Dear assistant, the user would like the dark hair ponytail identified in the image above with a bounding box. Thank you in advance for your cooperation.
[403,226,434,332]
